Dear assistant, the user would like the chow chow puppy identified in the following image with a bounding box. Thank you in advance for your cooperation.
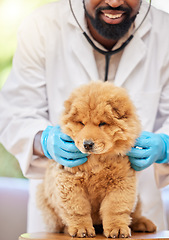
[37,81,156,238]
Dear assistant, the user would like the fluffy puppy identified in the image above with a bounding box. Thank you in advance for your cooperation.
[37,81,156,238]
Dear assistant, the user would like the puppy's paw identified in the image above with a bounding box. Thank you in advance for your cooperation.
[104,225,131,238]
[68,225,96,238]
[130,216,156,233]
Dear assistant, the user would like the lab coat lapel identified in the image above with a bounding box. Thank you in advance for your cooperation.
[114,1,152,87]
[68,0,99,80]
[114,35,147,86]
[70,30,99,80]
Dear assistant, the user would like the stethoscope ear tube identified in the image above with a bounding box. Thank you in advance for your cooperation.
[69,0,152,81]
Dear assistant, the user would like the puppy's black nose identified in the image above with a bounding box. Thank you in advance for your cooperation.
[83,140,94,151]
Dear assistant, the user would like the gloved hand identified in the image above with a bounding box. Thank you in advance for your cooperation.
[41,125,88,167]
[127,131,169,171]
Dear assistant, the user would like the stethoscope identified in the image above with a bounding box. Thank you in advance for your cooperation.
[69,0,152,81]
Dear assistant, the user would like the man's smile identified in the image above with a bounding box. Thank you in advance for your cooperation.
[101,10,126,24]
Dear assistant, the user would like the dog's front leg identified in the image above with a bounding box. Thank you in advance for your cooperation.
[65,213,96,238]
[100,188,136,238]
[55,176,96,238]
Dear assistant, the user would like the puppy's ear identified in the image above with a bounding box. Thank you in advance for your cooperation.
[61,99,74,128]
[63,90,79,115]
[62,96,78,122]
[111,106,128,120]
[108,97,132,120]
[63,99,72,115]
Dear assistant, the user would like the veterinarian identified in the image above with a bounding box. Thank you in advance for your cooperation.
[0,0,169,233]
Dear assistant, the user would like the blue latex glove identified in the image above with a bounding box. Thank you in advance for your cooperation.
[127,131,169,171]
[41,125,88,167]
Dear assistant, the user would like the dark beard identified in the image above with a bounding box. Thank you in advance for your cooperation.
[83,2,137,40]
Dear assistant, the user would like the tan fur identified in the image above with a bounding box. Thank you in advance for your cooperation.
[37,81,156,238]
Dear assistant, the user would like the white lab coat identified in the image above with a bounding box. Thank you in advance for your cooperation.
[0,0,169,232]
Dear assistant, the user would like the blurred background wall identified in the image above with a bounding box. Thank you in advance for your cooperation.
[0,0,56,178]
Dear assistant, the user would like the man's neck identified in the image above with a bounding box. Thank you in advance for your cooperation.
[86,17,118,51]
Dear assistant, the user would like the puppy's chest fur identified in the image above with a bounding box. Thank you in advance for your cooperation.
[46,153,135,206]
[43,154,136,227]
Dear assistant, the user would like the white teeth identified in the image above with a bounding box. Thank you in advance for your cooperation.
[104,13,122,19]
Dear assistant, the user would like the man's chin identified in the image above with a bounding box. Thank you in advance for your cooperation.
[91,14,136,40]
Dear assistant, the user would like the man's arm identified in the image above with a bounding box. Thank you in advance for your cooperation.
[33,131,44,157]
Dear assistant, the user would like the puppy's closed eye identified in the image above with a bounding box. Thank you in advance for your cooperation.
[78,121,85,126]
[99,122,107,127]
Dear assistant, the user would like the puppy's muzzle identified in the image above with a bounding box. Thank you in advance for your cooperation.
[83,140,94,151]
